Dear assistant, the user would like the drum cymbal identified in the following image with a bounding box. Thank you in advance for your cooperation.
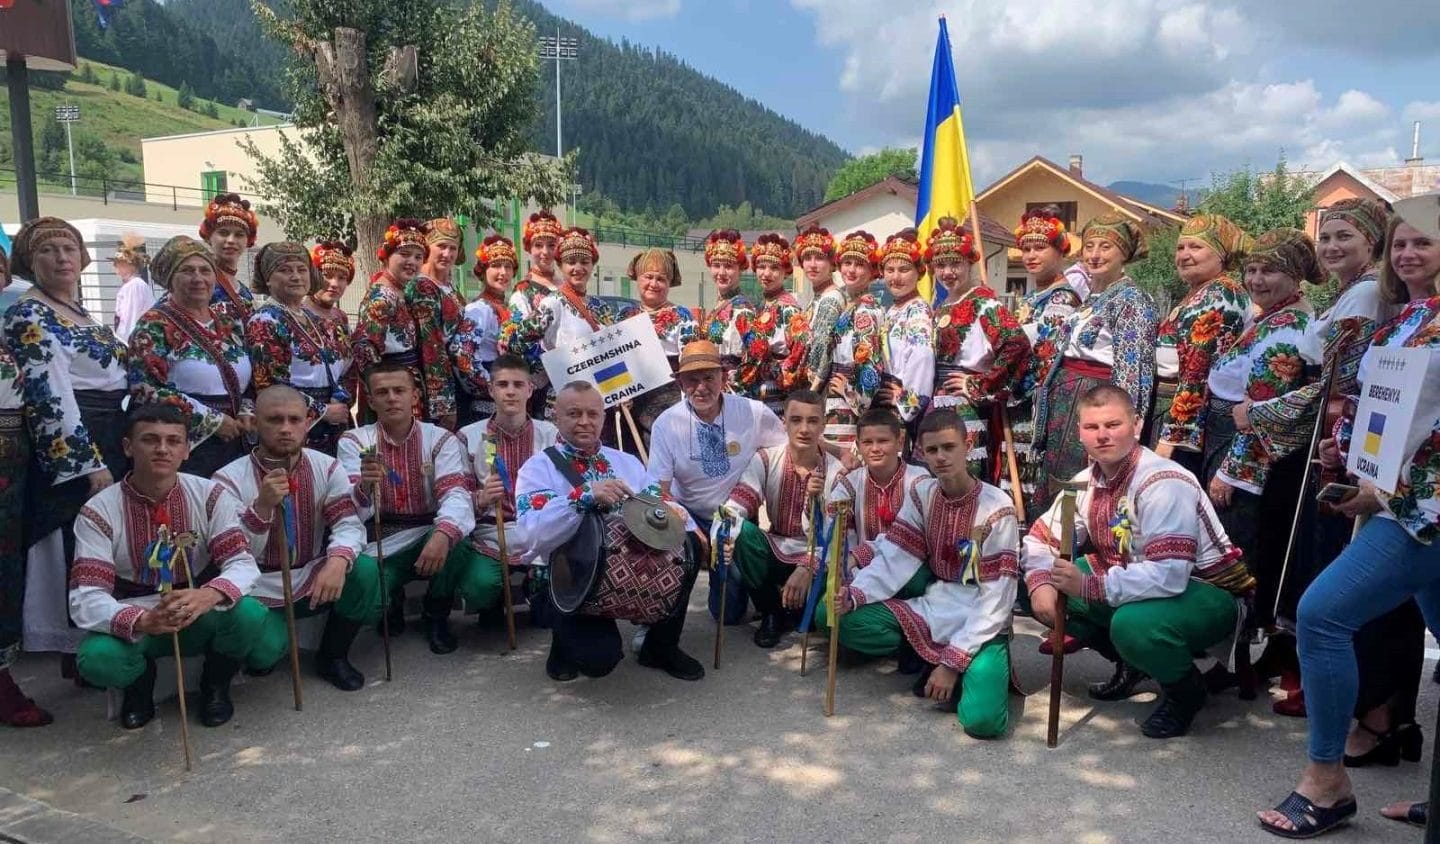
[622,495,686,552]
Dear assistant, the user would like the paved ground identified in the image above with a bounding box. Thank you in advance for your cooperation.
[1,592,1433,844]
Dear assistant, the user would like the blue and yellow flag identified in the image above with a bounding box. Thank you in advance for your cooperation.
[915,16,979,305]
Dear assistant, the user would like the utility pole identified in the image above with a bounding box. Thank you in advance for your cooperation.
[55,103,80,195]
[537,30,578,161]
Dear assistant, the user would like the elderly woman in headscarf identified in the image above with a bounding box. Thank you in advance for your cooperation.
[0,248,52,726]
[3,217,130,669]
[617,247,698,450]
[1151,213,1253,471]
[129,235,255,478]
[246,242,353,456]
[1235,199,1395,717]
[1029,212,1160,516]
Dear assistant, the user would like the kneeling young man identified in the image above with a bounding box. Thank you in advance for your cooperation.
[216,386,374,690]
[339,364,496,655]
[1022,384,1249,739]
[717,389,843,648]
[514,382,703,682]
[828,409,1019,739]
[70,404,265,729]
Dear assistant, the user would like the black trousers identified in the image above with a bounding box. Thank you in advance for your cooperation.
[548,555,699,676]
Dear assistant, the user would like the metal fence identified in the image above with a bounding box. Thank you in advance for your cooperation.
[0,167,271,210]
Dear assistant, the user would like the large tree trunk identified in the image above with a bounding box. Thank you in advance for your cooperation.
[313,27,386,280]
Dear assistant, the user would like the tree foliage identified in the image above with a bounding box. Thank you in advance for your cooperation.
[244,0,571,271]
[823,147,917,202]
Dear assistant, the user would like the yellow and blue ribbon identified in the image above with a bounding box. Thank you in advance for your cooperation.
[1109,498,1134,558]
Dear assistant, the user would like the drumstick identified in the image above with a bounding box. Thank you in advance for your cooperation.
[1047,487,1079,749]
[824,501,849,717]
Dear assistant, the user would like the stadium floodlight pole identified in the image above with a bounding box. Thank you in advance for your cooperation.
[537,30,579,161]
[55,104,81,196]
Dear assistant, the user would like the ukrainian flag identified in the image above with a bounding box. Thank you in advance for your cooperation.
[915,16,979,306]
[594,360,633,393]
[1364,412,1386,455]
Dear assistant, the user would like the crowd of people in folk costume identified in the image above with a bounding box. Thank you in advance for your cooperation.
[0,189,1438,837]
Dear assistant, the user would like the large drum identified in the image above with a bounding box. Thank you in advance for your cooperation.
[549,496,693,625]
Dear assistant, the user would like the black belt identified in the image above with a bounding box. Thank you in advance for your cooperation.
[382,351,421,367]
[367,510,436,542]
[74,388,127,415]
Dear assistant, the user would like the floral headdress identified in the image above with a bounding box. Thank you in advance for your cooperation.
[199,192,259,246]
[704,229,748,269]
[523,210,564,250]
[877,228,924,270]
[750,233,792,273]
[556,227,599,263]
[1015,208,1069,253]
[793,224,835,262]
[377,218,430,262]
[311,240,356,282]
[835,230,880,269]
[472,234,519,278]
[925,217,980,264]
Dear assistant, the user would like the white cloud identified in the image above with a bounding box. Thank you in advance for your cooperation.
[557,0,681,22]
[791,0,1421,186]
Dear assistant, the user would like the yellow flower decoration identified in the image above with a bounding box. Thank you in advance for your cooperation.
[48,437,70,460]
[20,325,42,346]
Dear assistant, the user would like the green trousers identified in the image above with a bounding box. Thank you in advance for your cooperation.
[76,596,269,690]
[731,519,796,615]
[1064,573,1237,685]
[362,530,502,613]
[816,594,1010,738]
[246,560,382,671]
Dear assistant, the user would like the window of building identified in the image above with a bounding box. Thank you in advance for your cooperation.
[201,171,228,203]
[1026,200,1077,230]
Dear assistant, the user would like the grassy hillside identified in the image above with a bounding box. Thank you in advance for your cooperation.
[0,59,282,193]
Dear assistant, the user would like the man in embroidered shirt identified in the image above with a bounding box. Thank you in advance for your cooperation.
[649,340,786,625]
[215,387,374,691]
[827,410,1019,738]
[70,403,265,730]
[716,389,843,648]
[514,382,703,682]
[1021,384,1248,739]
[338,363,495,656]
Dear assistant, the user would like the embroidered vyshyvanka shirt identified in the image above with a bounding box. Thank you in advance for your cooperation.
[840,479,1019,672]
[718,445,843,570]
[69,475,260,641]
[932,285,1030,406]
[803,284,849,385]
[828,462,931,544]
[882,295,935,423]
[704,292,756,387]
[648,395,787,516]
[246,302,353,422]
[337,421,474,558]
[1015,277,1085,402]
[1209,296,1312,494]
[733,291,808,401]
[1154,276,1250,451]
[3,298,128,483]
[213,449,365,607]
[618,301,699,358]
[457,416,558,565]
[128,302,253,445]
[1022,446,1239,606]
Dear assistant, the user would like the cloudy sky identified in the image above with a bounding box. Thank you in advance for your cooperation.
[545,0,1440,188]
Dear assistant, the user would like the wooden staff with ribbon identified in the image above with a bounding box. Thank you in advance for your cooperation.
[712,508,733,670]
[279,480,304,711]
[146,517,197,771]
[485,436,518,650]
[799,494,823,676]
[824,501,851,717]
[362,445,397,682]
[1047,484,1081,749]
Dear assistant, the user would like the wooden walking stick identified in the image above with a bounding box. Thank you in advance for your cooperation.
[619,402,649,464]
[998,403,1027,524]
[162,533,200,772]
[799,494,820,676]
[278,490,304,712]
[486,437,518,651]
[1047,486,1079,749]
[712,509,732,670]
[363,446,394,682]
[824,501,850,717]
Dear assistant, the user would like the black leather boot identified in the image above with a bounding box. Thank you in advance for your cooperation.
[1088,661,1150,701]
[120,658,157,730]
[198,654,240,727]
[315,614,366,691]
[423,597,458,655]
[1141,667,1208,739]
[638,645,705,681]
[379,589,405,636]
[754,613,784,648]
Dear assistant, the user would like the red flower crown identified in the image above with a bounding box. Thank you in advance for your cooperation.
[704,230,749,269]
[836,230,880,269]
[878,229,923,269]
[523,210,564,250]
[377,218,429,262]
[925,217,980,263]
[199,192,259,246]
[311,240,355,280]
[1015,212,1068,250]
[793,225,835,261]
[750,233,793,273]
[473,235,519,277]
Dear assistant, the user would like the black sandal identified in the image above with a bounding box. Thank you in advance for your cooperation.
[1382,801,1426,828]
[1259,792,1357,839]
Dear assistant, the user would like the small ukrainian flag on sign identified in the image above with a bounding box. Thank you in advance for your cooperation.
[1364,412,1386,456]
[595,360,633,393]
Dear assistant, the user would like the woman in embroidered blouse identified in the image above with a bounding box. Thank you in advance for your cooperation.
[927,217,1030,481]
[1204,230,1316,638]
[454,234,517,426]
[129,236,254,478]
[823,230,886,458]
[1152,214,1252,470]
[499,227,617,419]
[0,250,53,726]
[732,234,807,414]
[1030,212,1159,517]
[873,228,934,435]
[246,242,353,455]
[1256,197,1440,840]
[508,210,563,321]
[618,248,698,448]
[3,218,130,663]
[700,229,755,384]
[198,192,259,321]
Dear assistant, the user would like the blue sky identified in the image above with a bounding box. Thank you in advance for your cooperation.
[545,0,1440,189]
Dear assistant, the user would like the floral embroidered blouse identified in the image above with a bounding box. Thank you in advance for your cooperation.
[828,295,887,416]
[499,287,618,377]
[1032,279,1160,452]
[507,273,558,321]
[3,298,129,483]
[1336,296,1440,543]
[128,302,254,445]
[733,292,808,401]
[881,295,935,423]
[803,285,849,385]
[932,285,1031,405]
[246,302,355,421]
[1154,275,1250,451]
[407,274,464,419]
[618,301,699,358]
[0,342,20,412]
[705,292,756,390]
[1014,280,1084,404]
[1209,295,1312,495]
[451,293,509,401]
[351,272,453,419]
[210,271,255,322]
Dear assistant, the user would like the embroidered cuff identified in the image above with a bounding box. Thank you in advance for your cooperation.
[112,605,145,642]
[352,484,373,509]
[206,578,243,606]
[852,544,876,570]
[567,483,600,513]
[240,506,272,534]
[1025,569,1054,593]
[329,546,358,568]
[434,520,462,546]
[839,585,867,609]
[1081,573,1107,604]
[938,645,975,672]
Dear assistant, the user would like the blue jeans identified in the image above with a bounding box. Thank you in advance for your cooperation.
[1296,517,1440,763]
[689,511,750,625]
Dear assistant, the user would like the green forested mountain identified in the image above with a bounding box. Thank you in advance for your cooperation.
[74,0,846,220]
